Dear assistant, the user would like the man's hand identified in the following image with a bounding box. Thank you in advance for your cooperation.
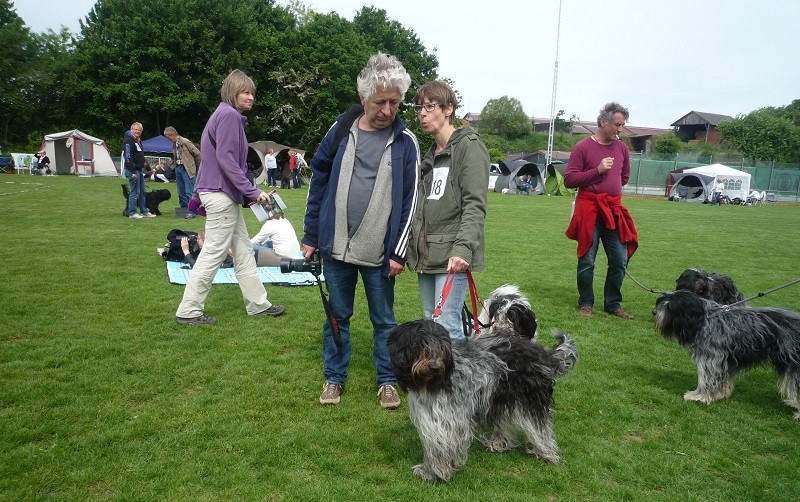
[389,259,404,277]
[180,237,190,255]
[302,243,317,261]
[597,157,614,175]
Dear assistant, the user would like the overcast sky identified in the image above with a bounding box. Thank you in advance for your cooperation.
[15,0,800,128]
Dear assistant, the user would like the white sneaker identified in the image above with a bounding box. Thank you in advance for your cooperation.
[129,213,143,219]
[143,212,157,218]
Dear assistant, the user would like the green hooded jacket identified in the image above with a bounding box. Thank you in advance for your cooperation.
[407,125,489,273]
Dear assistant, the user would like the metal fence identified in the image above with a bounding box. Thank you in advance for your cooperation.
[625,153,800,202]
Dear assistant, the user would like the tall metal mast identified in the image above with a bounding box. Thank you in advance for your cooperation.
[545,0,563,168]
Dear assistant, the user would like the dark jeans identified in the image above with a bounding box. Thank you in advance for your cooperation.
[321,258,397,387]
[577,213,628,312]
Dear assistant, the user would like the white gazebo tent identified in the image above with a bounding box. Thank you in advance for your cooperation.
[683,163,751,202]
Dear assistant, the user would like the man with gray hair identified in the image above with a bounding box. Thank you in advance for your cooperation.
[164,126,201,216]
[302,53,419,410]
[564,102,639,320]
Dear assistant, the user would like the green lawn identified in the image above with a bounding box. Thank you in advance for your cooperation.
[1,175,799,500]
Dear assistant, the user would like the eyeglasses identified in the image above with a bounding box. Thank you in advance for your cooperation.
[412,102,442,113]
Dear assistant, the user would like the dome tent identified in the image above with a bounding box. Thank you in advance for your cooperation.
[544,163,574,196]
[493,159,545,195]
[247,140,306,185]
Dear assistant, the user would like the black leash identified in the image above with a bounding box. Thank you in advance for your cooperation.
[717,277,800,310]
[316,274,344,348]
[624,269,667,295]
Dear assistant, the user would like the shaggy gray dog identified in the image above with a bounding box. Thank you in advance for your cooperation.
[653,290,800,419]
[477,284,538,339]
[387,319,577,482]
[675,268,745,305]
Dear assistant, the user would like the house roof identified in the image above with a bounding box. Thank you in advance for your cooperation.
[670,111,734,127]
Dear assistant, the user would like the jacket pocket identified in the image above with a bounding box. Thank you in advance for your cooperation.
[424,232,457,270]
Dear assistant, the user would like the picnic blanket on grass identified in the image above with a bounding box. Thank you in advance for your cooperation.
[163,254,321,286]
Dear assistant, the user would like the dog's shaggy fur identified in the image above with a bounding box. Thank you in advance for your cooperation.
[675,268,745,305]
[653,290,800,419]
[477,284,538,339]
[387,319,577,482]
[121,183,172,216]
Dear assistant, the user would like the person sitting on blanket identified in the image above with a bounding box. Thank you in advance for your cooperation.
[250,213,301,267]
[162,229,233,269]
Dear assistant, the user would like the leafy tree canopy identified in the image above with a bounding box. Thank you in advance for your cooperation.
[479,96,531,140]
[718,105,800,162]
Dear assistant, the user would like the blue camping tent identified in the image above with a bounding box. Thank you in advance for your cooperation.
[141,135,173,154]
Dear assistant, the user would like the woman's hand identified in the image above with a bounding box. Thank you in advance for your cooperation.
[180,237,190,255]
[255,190,269,204]
[447,256,470,273]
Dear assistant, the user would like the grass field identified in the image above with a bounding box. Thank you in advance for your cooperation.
[1,174,799,500]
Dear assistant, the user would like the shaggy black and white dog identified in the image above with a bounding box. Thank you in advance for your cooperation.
[121,183,172,216]
[675,268,746,305]
[387,319,577,482]
[477,284,538,339]
[653,290,800,419]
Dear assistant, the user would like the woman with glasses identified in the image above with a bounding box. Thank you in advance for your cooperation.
[406,81,490,340]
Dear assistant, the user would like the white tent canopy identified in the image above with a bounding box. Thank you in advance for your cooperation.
[42,129,118,176]
[673,163,751,202]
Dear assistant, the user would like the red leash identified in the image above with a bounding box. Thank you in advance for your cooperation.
[432,270,484,335]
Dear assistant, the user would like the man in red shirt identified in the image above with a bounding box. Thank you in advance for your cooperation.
[565,102,638,320]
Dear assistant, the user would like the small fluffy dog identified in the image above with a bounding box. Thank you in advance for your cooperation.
[121,184,171,216]
[675,268,745,305]
[387,319,577,482]
[477,284,538,339]
[653,290,800,419]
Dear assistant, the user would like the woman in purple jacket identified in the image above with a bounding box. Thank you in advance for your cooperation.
[175,70,285,325]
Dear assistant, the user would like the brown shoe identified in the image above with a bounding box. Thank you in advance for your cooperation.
[608,307,634,320]
[252,305,286,317]
[579,306,593,317]
[378,384,401,410]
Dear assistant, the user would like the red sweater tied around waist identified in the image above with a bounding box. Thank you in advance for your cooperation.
[565,190,638,259]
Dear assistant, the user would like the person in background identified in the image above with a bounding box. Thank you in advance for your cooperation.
[289,149,299,188]
[164,126,202,216]
[123,122,155,218]
[175,69,286,325]
[264,147,278,187]
[712,180,724,205]
[301,53,419,410]
[406,80,489,341]
[250,213,301,267]
[564,102,638,320]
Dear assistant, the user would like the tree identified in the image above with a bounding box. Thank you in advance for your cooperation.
[718,108,800,162]
[71,0,293,146]
[0,0,34,144]
[479,96,530,139]
[653,132,683,159]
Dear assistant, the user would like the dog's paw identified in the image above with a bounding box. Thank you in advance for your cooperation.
[683,390,714,404]
[412,464,447,483]
[478,434,513,452]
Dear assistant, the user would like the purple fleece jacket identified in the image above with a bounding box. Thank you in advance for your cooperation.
[193,102,261,205]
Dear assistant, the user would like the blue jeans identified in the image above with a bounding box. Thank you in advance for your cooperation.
[124,169,147,215]
[175,165,194,208]
[577,214,628,312]
[321,258,397,387]
[418,272,468,340]
[267,168,277,186]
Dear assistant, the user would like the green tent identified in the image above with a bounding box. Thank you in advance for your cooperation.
[544,163,574,196]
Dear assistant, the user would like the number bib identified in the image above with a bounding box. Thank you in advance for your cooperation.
[427,167,450,200]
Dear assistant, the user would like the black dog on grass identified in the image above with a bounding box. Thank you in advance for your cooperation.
[653,290,800,419]
[675,267,745,306]
[121,184,171,216]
